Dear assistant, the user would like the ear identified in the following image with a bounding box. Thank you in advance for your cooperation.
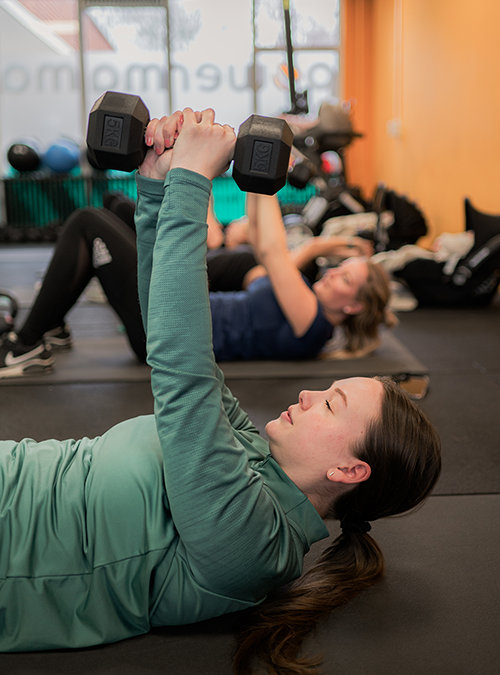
[327,461,371,484]
[344,301,364,316]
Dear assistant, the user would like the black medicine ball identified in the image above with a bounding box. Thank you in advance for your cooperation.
[7,143,42,172]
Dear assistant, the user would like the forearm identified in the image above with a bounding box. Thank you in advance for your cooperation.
[147,169,213,379]
[290,238,323,270]
[291,236,359,271]
[248,193,289,263]
[243,193,259,250]
[134,173,165,326]
[207,197,224,249]
[244,237,359,287]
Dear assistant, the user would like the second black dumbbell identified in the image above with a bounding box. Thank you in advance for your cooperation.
[86,91,293,195]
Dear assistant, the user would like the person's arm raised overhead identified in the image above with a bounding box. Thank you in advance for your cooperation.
[134,110,184,322]
[135,109,316,607]
[246,192,318,337]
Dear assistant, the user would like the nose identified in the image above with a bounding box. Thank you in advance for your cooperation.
[298,390,315,410]
[325,267,340,279]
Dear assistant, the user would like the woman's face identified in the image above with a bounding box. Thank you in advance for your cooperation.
[313,258,369,315]
[266,377,383,494]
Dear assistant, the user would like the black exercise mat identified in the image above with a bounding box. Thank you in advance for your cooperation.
[0,328,427,385]
[1,494,498,675]
[220,329,427,379]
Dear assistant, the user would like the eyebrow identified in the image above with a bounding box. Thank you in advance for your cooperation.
[334,387,348,406]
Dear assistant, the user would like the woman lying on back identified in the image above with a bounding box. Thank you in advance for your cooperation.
[0,165,392,377]
[0,109,441,675]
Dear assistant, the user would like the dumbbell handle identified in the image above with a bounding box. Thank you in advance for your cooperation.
[87,92,293,194]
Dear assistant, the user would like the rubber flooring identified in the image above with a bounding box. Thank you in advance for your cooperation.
[0,245,499,674]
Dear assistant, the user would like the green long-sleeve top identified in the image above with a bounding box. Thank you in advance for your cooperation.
[0,169,328,652]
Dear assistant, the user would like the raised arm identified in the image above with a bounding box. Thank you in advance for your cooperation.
[134,110,312,597]
[134,111,184,323]
[246,192,318,337]
[135,112,257,434]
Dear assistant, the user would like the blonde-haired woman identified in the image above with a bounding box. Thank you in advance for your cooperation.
[0,191,393,378]
[208,192,395,361]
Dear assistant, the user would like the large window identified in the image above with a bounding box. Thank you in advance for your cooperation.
[0,0,340,175]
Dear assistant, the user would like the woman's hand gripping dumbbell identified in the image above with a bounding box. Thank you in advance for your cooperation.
[86,91,293,195]
[137,108,236,184]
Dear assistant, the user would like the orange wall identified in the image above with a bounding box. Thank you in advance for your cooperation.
[342,0,500,242]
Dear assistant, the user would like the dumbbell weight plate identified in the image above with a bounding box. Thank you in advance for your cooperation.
[232,115,293,195]
[87,91,150,172]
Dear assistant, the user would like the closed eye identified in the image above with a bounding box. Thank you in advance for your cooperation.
[325,399,332,411]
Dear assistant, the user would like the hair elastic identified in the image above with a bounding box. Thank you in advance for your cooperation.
[340,516,371,535]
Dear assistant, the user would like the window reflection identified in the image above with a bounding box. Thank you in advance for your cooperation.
[0,0,340,176]
[255,0,340,49]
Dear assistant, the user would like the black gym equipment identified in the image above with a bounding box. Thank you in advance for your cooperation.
[7,142,42,173]
[394,198,500,307]
[288,103,362,190]
[86,91,293,195]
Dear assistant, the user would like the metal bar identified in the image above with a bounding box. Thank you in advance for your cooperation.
[252,0,258,113]
[165,0,172,115]
[282,1,297,109]
[78,0,90,176]
[282,0,308,114]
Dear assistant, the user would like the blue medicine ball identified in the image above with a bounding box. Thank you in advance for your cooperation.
[44,139,80,173]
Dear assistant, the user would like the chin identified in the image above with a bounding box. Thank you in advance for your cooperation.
[265,418,281,443]
[265,419,275,436]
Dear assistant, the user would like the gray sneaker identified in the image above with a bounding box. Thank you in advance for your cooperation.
[0,332,54,378]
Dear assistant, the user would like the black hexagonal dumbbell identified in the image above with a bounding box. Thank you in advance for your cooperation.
[86,91,293,195]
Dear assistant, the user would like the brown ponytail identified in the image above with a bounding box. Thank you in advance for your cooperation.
[233,377,441,675]
[233,533,384,675]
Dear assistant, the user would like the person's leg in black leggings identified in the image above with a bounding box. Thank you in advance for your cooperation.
[206,246,258,292]
[102,191,136,232]
[17,207,146,362]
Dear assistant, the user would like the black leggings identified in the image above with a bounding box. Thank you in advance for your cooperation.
[206,245,258,292]
[18,207,147,362]
[17,206,261,363]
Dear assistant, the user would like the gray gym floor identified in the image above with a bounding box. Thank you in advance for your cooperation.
[1,244,499,674]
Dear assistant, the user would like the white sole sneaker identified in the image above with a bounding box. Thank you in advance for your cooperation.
[0,355,54,378]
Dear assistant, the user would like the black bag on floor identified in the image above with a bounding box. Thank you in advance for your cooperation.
[394,199,500,307]
[366,184,428,252]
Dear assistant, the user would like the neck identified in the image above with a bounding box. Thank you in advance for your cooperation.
[306,480,356,519]
[307,493,331,519]
[318,303,347,327]
[304,481,344,519]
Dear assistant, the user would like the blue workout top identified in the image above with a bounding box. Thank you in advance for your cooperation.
[210,276,334,361]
